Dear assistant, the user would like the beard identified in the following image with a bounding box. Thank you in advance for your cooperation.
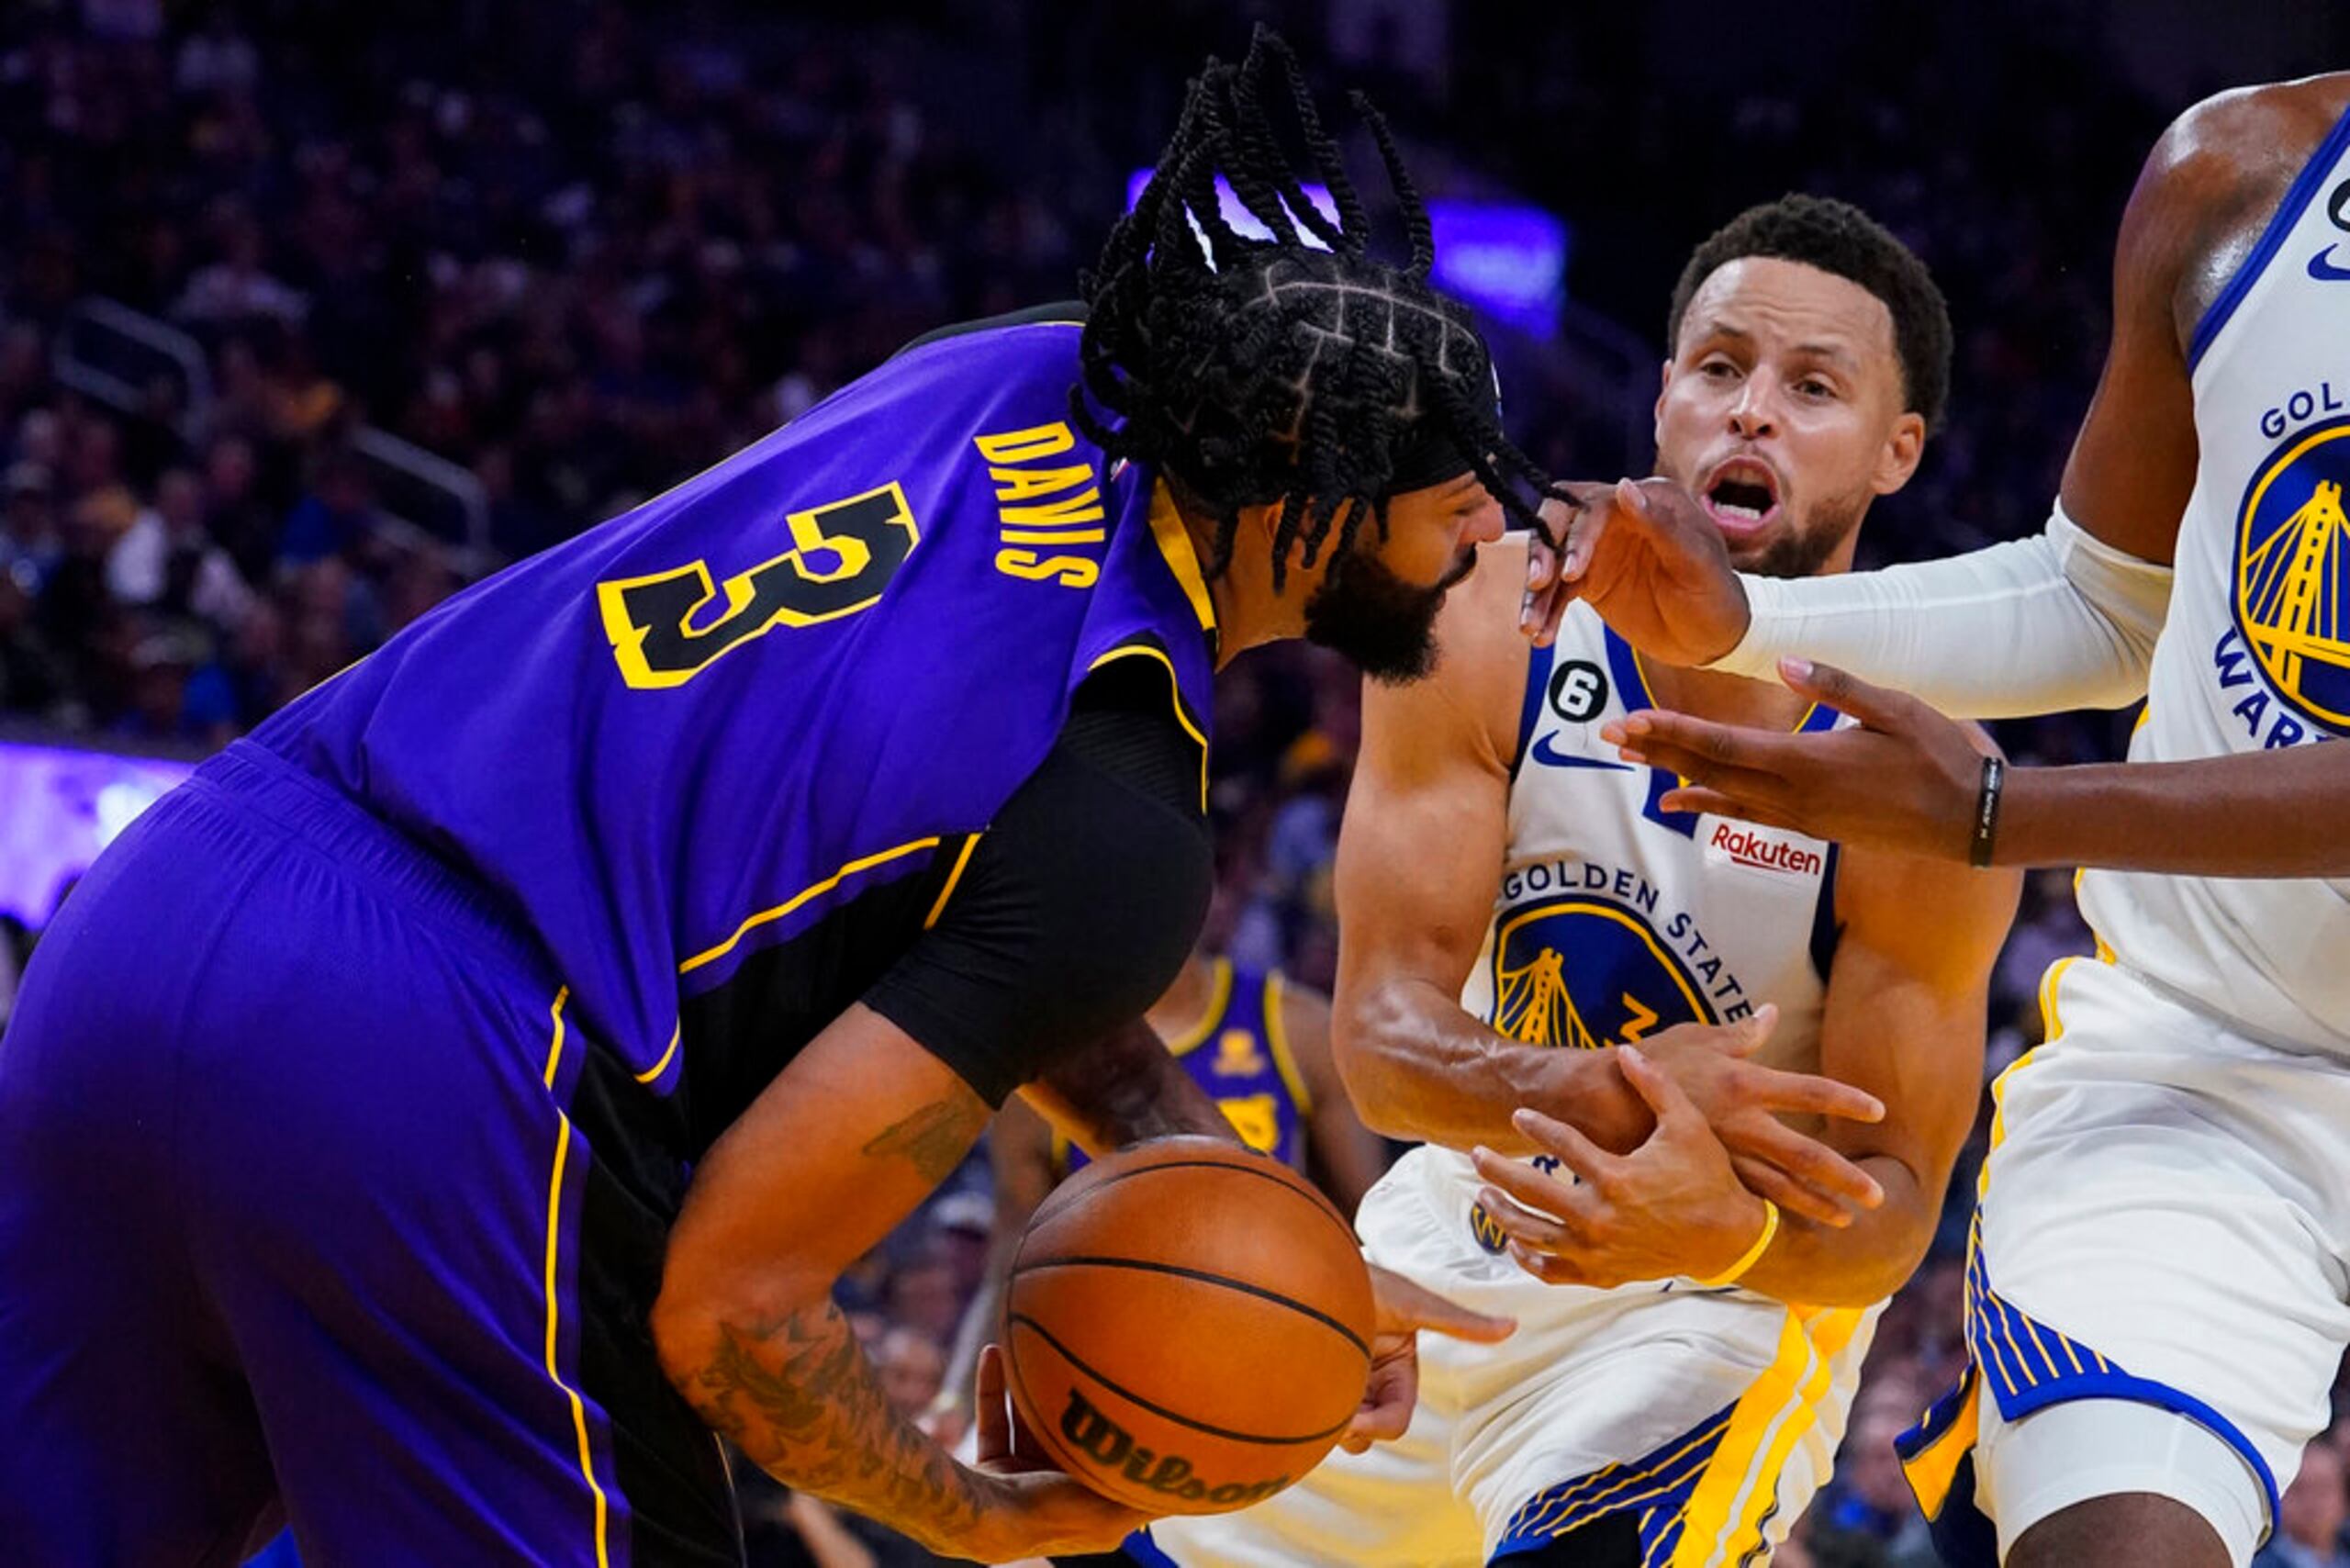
[1735,486,1872,580]
[1303,543,1477,684]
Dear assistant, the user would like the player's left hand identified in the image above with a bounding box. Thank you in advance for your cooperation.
[1473,1044,1771,1290]
[1343,1266,1516,1453]
[1603,658,2000,863]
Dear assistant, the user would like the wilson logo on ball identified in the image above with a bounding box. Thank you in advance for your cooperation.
[1059,1389,1290,1506]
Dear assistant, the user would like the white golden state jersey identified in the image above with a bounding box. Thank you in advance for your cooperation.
[2077,106,2350,1055]
[1424,602,1846,1232]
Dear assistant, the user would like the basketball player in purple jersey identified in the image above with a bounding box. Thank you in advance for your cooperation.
[0,30,1881,1568]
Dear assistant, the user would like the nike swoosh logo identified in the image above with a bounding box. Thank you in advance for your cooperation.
[2309,245,2350,281]
[1528,734,1635,770]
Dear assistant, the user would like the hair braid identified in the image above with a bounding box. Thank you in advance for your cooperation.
[1075,28,1560,586]
[1349,91,1434,279]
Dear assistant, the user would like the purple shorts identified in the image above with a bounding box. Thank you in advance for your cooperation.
[0,744,737,1566]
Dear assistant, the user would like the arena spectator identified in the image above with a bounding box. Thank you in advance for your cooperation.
[3,3,2333,1554]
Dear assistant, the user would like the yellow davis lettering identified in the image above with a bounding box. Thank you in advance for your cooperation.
[976,420,1106,588]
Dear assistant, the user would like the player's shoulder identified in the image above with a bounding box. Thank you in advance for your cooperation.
[2135,74,2349,233]
[1432,532,1540,681]
[890,300,1091,360]
[2151,74,2349,176]
[1384,530,1540,760]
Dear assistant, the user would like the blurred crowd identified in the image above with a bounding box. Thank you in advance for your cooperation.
[2,0,2345,1560]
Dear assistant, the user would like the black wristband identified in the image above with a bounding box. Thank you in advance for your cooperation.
[1969,755,2006,868]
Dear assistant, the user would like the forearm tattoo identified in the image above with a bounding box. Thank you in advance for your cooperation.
[677,1092,992,1550]
[685,1298,984,1551]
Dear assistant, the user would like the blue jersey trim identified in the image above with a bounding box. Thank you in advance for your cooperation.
[1120,1526,1181,1566]
[1990,1371,2280,1536]
[1512,639,1558,779]
[1602,627,1700,837]
[1489,1400,1733,1560]
[1603,625,1658,711]
[1964,1224,2283,1539]
[2188,99,2350,373]
[1807,841,1842,982]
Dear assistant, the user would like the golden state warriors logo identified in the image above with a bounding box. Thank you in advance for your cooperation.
[2235,416,2350,733]
[1490,899,1711,1053]
[1469,899,1714,1254]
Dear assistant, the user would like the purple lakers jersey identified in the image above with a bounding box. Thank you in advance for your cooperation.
[1063,960,1312,1173]
[251,316,1219,1142]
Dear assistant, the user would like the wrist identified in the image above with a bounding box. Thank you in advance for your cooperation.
[1986,761,2070,868]
[951,1470,1019,1559]
[1515,1047,1641,1157]
[1693,1194,1779,1288]
[1704,572,1765,671]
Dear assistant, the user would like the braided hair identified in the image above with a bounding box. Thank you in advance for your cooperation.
[1072,27,1557,586]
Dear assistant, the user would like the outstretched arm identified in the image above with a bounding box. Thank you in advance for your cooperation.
[1521,89,2258,711]
[1611,658,2350,879]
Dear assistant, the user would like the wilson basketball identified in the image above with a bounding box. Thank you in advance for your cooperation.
[1001,1136,1376,1515]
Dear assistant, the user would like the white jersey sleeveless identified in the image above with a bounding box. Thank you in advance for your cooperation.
[1417,600,1843,1225]
[1154,604,1878,1568]
[2076,105,2350,1055]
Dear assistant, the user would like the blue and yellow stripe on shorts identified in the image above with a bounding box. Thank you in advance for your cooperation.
[1492,1305,1868,1566]
[1896,957,2282,1561]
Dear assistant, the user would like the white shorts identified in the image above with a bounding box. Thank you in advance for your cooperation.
[1897,956,2350,1566]
[1145,1147,1877,1567]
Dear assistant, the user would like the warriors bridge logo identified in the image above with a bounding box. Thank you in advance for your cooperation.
[1488,898,1712,1055]
[1469,897,1715,1254]
[2236,415,2350,734]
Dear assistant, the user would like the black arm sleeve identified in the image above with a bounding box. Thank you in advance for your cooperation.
[862,664,1211,1107]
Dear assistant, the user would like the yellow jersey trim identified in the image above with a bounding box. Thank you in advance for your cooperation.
[1164,958,1235,1058]
[542,987,571,1091]
[1673,1305,1864,1563]
[923,834,984,930]
[1147,480,1217,634]
[680,838,943,975]
[1085,644,1210,811]
[538,989,613,1568]
[634,1024,682,1086]
[1261,970,1315,1115]
[1898,1373,1982,1520]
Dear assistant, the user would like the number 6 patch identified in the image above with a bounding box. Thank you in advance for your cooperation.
[1547,659,1609,722]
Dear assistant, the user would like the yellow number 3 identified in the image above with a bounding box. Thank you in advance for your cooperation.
[598,482,919,689]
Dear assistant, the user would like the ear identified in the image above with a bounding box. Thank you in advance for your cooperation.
[1242,498,1286,555]
[1872,410,1926,496]
[1653,360,1675,447]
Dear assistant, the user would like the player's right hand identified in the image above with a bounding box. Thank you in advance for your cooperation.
[1521,478,1751,666]
[1628,1005,1887,1227]
[962,1344,1154,1562]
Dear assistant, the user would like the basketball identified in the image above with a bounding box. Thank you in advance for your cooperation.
[1000,1136,1376,1515]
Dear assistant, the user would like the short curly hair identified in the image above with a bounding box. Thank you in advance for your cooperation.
[1665,194,1953,431]
[1073,27,1557,585]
